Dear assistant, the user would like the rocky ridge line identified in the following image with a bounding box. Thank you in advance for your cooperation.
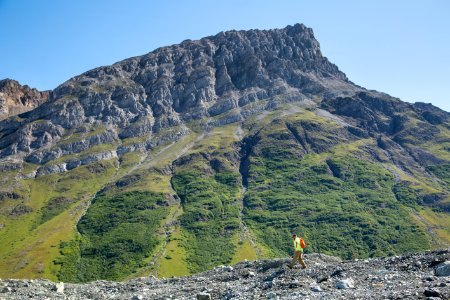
[0,23,447,180]
[0,23,355,163]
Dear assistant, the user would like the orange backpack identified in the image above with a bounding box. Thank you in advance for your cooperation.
[300,238,306,249]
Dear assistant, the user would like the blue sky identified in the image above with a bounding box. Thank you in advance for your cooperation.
[1,0,449,111]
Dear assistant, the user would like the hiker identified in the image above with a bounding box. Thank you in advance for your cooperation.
[289,234,307,269]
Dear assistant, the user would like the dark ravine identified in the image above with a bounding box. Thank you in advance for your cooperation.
[238,132,260,189]
[0,249,449,299]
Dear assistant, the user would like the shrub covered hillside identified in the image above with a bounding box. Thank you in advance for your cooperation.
[1,101,448,282]
[0,24,449,282]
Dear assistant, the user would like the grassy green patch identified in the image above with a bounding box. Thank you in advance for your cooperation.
[231,239,258,264]
[426,164,450,188]
[156,227,190,278]
[0,159,119,280]
[419,208,450,245]
[37,196,76,225]
[57,191,170,282]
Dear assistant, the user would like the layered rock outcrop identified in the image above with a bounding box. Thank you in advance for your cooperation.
[0,24,355,162]
[0,79,50,120]
[1,24,447,171]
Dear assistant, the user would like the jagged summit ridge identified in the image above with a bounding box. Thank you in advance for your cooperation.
[58,22,348,117]
[0,23,353,161]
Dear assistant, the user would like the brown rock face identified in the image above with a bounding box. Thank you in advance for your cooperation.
[0,79,50,120]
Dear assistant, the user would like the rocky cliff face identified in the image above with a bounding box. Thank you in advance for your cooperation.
[0,79,50,120]
[0,24,354,163]
[0,24,445,169]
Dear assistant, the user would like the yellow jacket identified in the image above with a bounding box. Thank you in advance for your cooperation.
[293,237,303,252]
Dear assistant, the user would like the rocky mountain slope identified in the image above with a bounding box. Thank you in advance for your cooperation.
[1,249,449,299]
[0,79,50,120]
[0,24,449,283]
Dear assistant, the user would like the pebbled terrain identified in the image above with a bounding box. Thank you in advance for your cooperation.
[0,249,449,299]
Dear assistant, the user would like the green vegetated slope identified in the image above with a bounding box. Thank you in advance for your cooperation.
[56,132,199,282]
[0,159,120,280]
[1,104,449,282]
[241,110,431,258]
[57,190,170,282]
[171,125,243,273]
[56,124,248,281]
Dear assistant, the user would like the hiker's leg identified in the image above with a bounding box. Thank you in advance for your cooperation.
[298,251,307,269]
[289,251,300,267]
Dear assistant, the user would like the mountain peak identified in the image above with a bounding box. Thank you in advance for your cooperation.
[55,22,349,118]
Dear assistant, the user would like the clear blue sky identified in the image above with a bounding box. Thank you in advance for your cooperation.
[1,0,449,111]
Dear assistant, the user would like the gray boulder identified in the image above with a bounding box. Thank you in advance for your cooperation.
[196,292,211,300]
[335,278,355,289]
[435,261,450,277]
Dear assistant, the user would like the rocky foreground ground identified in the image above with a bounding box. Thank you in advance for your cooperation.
[1,249,449,299]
